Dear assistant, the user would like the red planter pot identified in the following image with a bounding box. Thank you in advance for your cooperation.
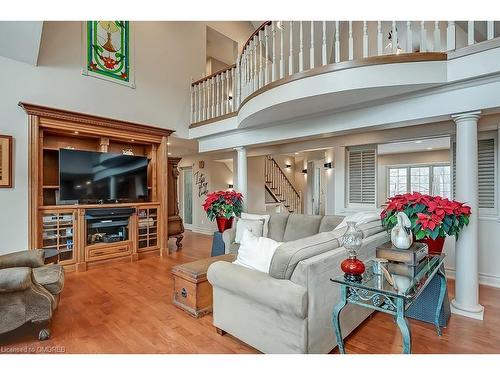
[216,216,234,233]
[417,237,446,255]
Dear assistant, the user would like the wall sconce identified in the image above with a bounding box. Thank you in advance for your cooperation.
[285,164,291,169]
[302,169,307,174]
[324,162,332,169]
[228,184,234,189]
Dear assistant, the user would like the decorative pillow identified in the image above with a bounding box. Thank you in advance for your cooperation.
[233,229,283,273]
[335,211,381,230]
[234,218,265,243]
[241,212,271,237]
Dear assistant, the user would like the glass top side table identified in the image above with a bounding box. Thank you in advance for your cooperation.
[330,254,447,354]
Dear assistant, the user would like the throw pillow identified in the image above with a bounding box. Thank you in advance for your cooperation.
[241,212,271,237]
[335,211,381,230]
[234,218,265,243]
[233,229,283,273]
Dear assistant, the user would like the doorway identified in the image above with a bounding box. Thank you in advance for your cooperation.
[182,167,193,228]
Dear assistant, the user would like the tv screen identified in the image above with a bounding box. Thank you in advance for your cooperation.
[59,149,148,202]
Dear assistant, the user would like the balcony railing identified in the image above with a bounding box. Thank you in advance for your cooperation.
[190,21,497,126]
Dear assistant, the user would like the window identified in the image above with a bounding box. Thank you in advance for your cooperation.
[348,148,376,205]
[388,167,407,197]
[387,164,451,198]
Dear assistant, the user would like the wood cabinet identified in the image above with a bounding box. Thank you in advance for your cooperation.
[21,102,174,272]
[167,157,184,249]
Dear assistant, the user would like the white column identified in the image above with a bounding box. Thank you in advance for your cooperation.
[324,148,335,215]
[451,111,484,320]
[235,147,248,211]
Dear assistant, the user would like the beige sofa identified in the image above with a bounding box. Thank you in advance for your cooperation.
[208,213,389,354]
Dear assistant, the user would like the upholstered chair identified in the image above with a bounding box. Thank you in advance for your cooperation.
[0,250,65,340]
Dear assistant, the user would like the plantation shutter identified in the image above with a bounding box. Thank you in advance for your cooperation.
[348,148,376,204]
[452,138,495,209]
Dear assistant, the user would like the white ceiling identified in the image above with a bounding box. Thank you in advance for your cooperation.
[378,137,450,155]
[0,21,44,65]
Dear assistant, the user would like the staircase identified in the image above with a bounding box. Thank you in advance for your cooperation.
[265,156,302,213]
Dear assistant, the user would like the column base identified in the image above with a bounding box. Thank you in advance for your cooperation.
[450,299,484,320]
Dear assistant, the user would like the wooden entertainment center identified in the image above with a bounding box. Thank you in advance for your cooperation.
[20,102,176,272]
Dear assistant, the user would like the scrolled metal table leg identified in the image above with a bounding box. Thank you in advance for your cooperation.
[396,297,411,354]
[332,285,348,354]
[435,267,447,336]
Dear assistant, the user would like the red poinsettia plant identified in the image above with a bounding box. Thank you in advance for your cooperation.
[381,192,471,240]
[203,190,244,221]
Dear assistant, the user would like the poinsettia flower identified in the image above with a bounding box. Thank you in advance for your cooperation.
[416,213,442,230]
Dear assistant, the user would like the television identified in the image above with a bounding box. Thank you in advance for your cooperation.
[59,149,148,203]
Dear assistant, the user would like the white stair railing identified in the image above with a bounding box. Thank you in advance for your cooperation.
[191,20,497,125]
[264,156,302,213]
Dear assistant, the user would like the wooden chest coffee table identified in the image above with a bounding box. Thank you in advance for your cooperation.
[172,253,236,318]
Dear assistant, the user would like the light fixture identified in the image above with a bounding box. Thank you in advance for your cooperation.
[415,140,423,144]
[285,164,291,169]
[228,184,234,189]
[294,152,299,155]
[324,162,332,169]
[74,131,79,135]
[302,168,307,174]
[167,142,171,145]
[426,147,433,150]
[130,139,135,142]
[168,152,172,155]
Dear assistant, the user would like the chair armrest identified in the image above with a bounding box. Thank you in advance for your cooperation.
[0,267,33,292]
[222,228,236,253]
[0,250,45,269]
[207,261,308,318]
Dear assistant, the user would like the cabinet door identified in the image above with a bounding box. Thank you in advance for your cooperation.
[41,211,76,264]
[137,207,158,251]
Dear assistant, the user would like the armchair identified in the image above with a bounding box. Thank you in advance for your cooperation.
[0,250,65,340]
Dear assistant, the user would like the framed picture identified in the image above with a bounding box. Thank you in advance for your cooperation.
[0,135,13,188]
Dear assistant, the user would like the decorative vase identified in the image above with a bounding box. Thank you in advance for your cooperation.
[216,216,234,233]
[417,237,446,255]
[390,212,413,249]
[340,221,365,282]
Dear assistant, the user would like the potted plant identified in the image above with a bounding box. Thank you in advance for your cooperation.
[203,190,244,232]
[380,192,471,254]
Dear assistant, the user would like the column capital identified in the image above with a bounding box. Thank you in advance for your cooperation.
[234,146,246,152]
[451,111,481,123]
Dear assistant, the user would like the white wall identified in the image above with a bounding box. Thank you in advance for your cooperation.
[178,154,233,235]
[0,21,206,253]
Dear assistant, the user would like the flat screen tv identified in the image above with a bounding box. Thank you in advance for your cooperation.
[59,149,148,203]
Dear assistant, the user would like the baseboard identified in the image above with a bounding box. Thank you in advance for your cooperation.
[188,225,215,236]
[445,267,500,289]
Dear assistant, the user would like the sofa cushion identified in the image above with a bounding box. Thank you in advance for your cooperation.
[267,213,290,242]
[235,218,265,243]
[269,232,341,280]
[0,267,32,292]
[283,214,323,242]
[357,221,385,238]
[0,250,44,269]
[318,215,344,233]
[33,264,65,295]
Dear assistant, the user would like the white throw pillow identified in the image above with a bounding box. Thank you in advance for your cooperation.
[234,218,264,243]
[335,211,381,230]
[241,212,270,237]
[233,229,283,273]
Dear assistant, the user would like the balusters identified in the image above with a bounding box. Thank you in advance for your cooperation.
[392,21,397,54]
[310,21,315,68]
[447,21,456,51]
[253,38,258,91]
[299,21,304,71]
[226,70,231,114]
[433,21,441,52]
[420,21,427,52]
[468,21,474,45]
[322,21,327,65]
[335,21,340,62]
[232,66,237,111]
[406,21,412,53]
[259,30,264,88]
[216,74,221,117]
[197,82,201,122]
[363,21,368,58]
[264,26,269,85]
[280,22,285,79]
[272,22,277,82]
[487,21,495,40]
[202,80,207,121]
[377,21,383,56]
[348,21,354,60]
[221,72,226,116]
[289,21,294,75]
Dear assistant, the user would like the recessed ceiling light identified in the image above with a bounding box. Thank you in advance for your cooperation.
[130,139,135,142]
[74,131,79,135]
[426,147,433,150]
[168,152,172,155]
[415,140,423,144]
[167,142,171,145]
[294,152,299,155]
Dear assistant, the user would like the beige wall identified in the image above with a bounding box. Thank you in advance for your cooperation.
[0,21,207,253]
[377,149,451,206]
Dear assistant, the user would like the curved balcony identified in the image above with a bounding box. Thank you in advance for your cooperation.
[190,21,498,130]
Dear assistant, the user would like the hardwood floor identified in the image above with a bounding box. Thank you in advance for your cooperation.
[1,230,499,354]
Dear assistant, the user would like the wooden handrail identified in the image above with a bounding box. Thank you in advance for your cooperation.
[268,156,301,199]
[240,21,272,56]
[191,64,236,87]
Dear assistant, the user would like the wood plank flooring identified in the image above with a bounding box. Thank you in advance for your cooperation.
[1,230,499,354]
